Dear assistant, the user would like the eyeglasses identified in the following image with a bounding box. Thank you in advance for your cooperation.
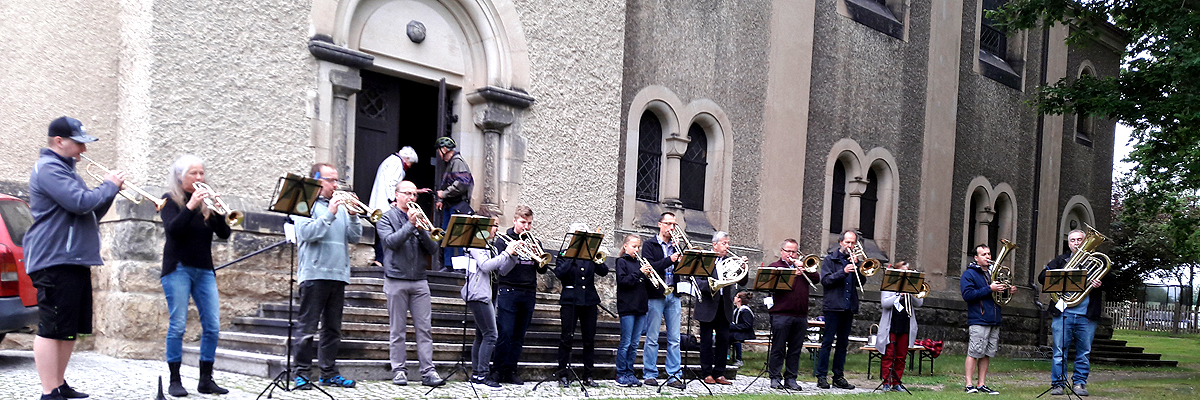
[782,249,799,254]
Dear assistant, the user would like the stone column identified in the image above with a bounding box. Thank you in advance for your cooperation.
[474,105,514,216]
[844,176,869,231]
[975,207,996,247]
[662,134,691,209]
[330,70,362,183]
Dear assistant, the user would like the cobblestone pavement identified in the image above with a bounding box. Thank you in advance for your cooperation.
[1,350,873,399]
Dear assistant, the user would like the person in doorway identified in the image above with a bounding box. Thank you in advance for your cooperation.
[368,146,425,266]
[434,137,473,272]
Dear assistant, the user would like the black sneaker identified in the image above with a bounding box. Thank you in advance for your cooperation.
[817,376,830,389]
[977,385,999,395]
[770,378,784,389]
[559,376,571,388]
[294,376,314,390]
[582,377,600,388]
[833,377,855,389]
[39,388,66,400]
[57,381,88,399]
[509,373,524,385]
[965,385,978,393]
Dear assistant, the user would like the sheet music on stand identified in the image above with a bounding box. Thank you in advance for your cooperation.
[676,249,718,277]
[753,267,797,291]
[558,231,604,260]
[441,214,497,249]
[268,173,321,217]
[1044,269,1087,311]
[880,269,925,294]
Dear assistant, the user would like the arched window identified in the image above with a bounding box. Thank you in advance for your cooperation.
[830,160,847,234]
[636,111,662,202]
[680,123,708,210]
[859,168,879,239]
[1075,67,1095,146]
[968,192,981,251]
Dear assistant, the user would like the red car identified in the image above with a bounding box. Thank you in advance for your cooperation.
[0,193,37,343]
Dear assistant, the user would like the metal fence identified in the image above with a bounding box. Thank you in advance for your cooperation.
[1106,301,1200,334]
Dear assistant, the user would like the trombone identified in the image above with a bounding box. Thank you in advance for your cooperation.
[850,240,882,293]
[405,201,444,242]
[331,190,383,223]
[192,182,243,226]
[787,251,822,289]
[79,154,166,211]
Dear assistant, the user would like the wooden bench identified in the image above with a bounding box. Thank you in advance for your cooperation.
[861,345,935,379]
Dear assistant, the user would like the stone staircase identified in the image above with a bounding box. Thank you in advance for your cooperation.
[1066,338,1177,367]
[183,267,738,381]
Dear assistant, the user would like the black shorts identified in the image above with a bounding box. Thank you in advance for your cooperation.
[30,265,93,341]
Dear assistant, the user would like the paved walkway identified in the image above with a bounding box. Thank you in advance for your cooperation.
[0,350,873,399]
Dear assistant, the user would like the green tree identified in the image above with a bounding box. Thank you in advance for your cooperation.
[1107,180,1200,302]
[991,1,1200,195]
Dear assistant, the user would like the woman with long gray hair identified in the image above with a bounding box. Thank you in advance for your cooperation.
[159,154,231,396]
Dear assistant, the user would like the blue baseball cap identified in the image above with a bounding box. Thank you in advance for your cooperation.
[48,116,99,143]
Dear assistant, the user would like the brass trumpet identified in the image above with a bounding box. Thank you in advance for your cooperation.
[498,231,551,268]
[79,154,166,211]
[331,190,382,223]
[637,253,673,296]
[405,201,444,242]
[191,182,243,226]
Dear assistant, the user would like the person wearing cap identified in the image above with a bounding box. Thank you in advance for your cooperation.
[25,116,125,400]
[368,146,426,266]
[434,137,473,272]
[551,222,609,388]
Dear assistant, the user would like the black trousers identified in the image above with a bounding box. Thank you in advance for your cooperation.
[699,303,731,378]
[292,280,346,380]
[558,304,599,378]
[768,314,807,380]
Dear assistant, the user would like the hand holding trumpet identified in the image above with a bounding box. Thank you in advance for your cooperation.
[102,169,126,189]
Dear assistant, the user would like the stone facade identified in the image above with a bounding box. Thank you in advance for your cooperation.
[0,0,1121,357]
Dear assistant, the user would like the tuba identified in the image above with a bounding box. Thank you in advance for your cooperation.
[637,253,673,296]
[1052,225,1112,307]
[405,202,444,242]
[79,154,167,211]
[850,240,882,293]
[990,239,1017,305]
[709,249,749,292]
[331,190,383,223]
[192,182,244,226]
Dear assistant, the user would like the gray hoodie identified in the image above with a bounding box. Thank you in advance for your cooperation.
[294,198,362,283]
[24,148,119,274]
[461,247,515,303]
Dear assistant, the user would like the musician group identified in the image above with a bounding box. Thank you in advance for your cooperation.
[23,116,1105,399]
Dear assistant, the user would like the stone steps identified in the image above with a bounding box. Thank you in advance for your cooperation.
[185,269,729,380]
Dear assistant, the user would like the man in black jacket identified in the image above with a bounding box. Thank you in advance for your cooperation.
[815,230,865,390]
[553,223,609,388]
[491,205,547,384]
[1039,229,1103,396]
[641,212,683,387]
[693,231,747,386]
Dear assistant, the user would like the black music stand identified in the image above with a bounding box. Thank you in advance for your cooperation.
[426,214,496,397]
[742,267,798,393]
[1037,269,1087,400]
[256,174,332,400]
[531,231,605,397]
[874,269,925,395]
[654,254,716,395]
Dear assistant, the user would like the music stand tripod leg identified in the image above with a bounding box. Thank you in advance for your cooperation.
[426,272,478,399]
[257,242,334,400]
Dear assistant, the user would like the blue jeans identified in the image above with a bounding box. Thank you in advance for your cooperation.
[618,313,648,381]
[643,295,681,379]
[161,264,221,363]
[1051,313,1097,386]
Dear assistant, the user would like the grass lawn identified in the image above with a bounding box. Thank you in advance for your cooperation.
[717,329,1198,399]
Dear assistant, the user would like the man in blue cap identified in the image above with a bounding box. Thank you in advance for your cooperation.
[25,116,125,400]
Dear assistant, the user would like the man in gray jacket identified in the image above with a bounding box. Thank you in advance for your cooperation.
[291,163,361,390]
[25,116,124,400]
[377,181,445,387]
